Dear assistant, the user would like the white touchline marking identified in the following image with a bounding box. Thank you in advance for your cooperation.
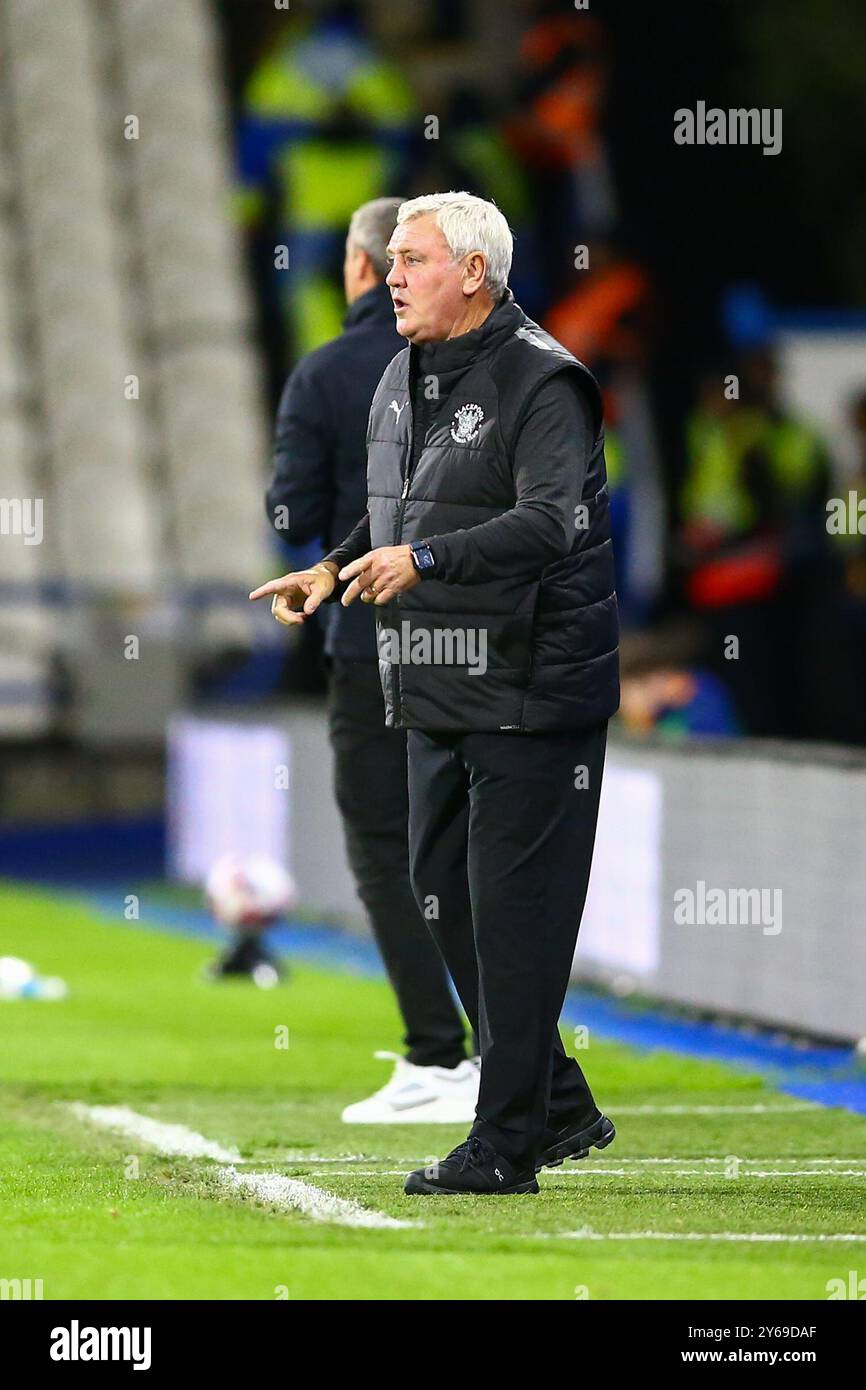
[552,1229,866,1243]
[274,1151,372,1164]
[70,1103,242,1162]
[733,1171,866,1178]
[70,1104,419,1232]
[220,1167,417,1229]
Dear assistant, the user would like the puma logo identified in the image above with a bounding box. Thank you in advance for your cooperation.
[388,399,406,420]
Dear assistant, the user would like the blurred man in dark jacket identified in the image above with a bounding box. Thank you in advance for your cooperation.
[265,197,478,1124]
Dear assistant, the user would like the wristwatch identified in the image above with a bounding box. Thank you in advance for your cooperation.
[409,539,437,578]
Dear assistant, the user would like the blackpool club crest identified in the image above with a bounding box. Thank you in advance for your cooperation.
[449,402,485,444]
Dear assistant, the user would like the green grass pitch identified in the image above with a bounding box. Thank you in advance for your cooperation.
[1,879,865,1301]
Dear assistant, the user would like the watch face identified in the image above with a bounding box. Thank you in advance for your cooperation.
[414,546,435,571]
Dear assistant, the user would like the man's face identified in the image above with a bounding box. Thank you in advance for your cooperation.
[385,215,468,343]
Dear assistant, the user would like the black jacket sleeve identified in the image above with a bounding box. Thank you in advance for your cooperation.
[265,358,335,546]
[428,373,595,584]
[320,513,372,603]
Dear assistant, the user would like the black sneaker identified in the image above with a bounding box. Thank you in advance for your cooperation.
[404,1136,539,1195]
[535,1110,616,1172]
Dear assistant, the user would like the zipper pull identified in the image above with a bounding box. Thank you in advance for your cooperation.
[400,476,409,500]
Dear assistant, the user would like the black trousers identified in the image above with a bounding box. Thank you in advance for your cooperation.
[407,722,608,1164]
[327,658,468,1068]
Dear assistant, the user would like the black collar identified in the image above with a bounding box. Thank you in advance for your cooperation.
[414,290,521,377]
[343,281,396,330]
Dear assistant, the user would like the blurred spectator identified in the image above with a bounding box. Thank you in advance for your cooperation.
[236,4,415,371]
[505,5,616,249]
[501,5,666,627]
[677,349,834,737]
[618,623,740,741]
[545,243,662,623]
[545,238,651,376]
[419,86,543,313]
[821,389,866,743]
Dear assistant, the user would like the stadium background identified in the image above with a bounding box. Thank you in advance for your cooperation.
[1,0,866,1304]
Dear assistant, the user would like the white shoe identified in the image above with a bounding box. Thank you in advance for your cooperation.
[341,1051,480,1124]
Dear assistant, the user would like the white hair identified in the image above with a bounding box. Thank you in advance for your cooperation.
[396,191,513,297]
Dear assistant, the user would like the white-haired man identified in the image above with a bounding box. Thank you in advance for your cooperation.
[251,191,619,1195]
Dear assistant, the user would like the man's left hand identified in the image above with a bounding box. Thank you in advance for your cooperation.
[339,545,420,606]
